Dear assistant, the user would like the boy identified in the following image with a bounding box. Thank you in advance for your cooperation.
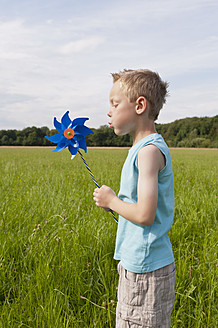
[93,69,176,328]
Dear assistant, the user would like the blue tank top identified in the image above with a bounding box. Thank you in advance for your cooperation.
[114,133,174,273]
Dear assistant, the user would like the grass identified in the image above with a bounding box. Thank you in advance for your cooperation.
[0,147,217,327]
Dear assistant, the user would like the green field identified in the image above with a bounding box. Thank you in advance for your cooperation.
[0,147,217,327]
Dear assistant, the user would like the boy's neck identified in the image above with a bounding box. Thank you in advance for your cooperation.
[131,122,157,146]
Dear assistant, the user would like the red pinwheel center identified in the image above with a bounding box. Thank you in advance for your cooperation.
[64,128,75,139]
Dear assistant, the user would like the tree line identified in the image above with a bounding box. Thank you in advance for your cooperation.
[0,116,217,148]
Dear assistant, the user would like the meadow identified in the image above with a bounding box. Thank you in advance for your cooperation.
[0,147,217,327]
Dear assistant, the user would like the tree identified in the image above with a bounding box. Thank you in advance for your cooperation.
[0,116,217,148]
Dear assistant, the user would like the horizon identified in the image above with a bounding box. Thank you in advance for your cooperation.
[0,114,217,131]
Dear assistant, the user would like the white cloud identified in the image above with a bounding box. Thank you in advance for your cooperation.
[59,36,105,55]
[158,82,218,124]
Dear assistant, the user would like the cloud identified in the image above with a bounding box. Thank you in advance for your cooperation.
[59,36,105,55]
[157,81,218,124]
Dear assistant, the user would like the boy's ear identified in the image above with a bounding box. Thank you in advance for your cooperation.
[135,96,147,115]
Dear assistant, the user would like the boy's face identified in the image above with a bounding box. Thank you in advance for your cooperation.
[108,81,137,136]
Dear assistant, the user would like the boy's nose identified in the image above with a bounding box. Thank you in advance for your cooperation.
[107,108,112,117]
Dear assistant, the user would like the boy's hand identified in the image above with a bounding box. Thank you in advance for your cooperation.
[93,185,116,211]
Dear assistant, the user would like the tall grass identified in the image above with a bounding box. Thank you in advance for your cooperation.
[0,148,217,327]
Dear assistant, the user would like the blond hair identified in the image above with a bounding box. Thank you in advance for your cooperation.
[111,69,169,120]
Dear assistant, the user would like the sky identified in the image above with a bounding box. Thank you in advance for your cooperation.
[0,0,217,130]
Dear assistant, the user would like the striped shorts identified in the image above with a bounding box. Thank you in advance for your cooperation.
[116,262,176,328]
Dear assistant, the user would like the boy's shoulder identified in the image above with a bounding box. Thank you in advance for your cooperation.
[138,143,165,173]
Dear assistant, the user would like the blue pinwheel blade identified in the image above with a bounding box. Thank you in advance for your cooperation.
[61,111,71,129]
[45,134,62,143]
[71,117,89,128]
[52,142,68,152]
[75,125,94,137]
[78,137,87,152]
[68,144,79,156]
[54,117,64,134]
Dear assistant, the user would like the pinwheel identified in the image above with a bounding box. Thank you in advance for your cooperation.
[45,110,94,159]
[45,111,118,223]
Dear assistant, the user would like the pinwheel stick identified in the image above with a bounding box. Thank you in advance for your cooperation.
[78,150,118,223]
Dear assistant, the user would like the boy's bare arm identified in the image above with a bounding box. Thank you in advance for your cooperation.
[93,145,164,226]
